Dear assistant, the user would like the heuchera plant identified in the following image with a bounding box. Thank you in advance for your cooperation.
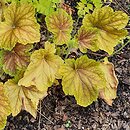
[0,0,129,129]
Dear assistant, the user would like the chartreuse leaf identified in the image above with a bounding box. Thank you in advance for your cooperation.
[6,0,62,15]
[18,42,63,91]
[27,0,54,15]
[99,61,118,105]
[6,0,18,2]
[45,9,73,45]
[36,0,61,15]
[76,1,93,17]
[92,0,102,8]
[0,3,40,50]
[2,43,32,76]
[83,6,128,54]
[104,0,112,2]
[59,56,106,106]
[0,82,11,129]
[4,79,46,118]
[76,26,99,53]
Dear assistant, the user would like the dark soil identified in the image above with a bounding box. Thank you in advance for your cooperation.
[4,0,130,130]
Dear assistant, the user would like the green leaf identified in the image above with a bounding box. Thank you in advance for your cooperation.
[81,0,87,4]
[76,2,93,17]
[0,3,40,50]
[35,0,54,15]
[5,0,19,3]
[18,42,64,91]
[52,0,61,3]
[92,0,102,8]
[45,9,73,45]
[5,0,61,15]
[59,56,106,106]
[83,6,128,54]
[33,0,61,15]
[67,39,78,49]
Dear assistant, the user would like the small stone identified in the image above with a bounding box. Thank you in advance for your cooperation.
[30,117,36,123]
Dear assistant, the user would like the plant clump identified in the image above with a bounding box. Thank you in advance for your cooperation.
[0,0,129,129]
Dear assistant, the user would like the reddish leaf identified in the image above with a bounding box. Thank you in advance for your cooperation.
[77,26,98,52]
[3,43,32,75]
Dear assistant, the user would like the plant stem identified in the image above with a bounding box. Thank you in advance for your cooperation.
[72,17,80,37]
[109,39,130,57]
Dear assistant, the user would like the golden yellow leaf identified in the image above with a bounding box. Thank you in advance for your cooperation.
[4,79,46,118]
[83,7,128,54]
[99,62,118,105]
[45,9,73,45]
[18,42,63,91]
[0,82,11,129]
[59,56,106,106]
[0,3,40,50]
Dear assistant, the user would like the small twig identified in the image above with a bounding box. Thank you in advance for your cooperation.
[114,0,130,15]
[125,27,130,30]
[41,23,47,30]
[38,100,41,130]
[37,110,54,125]
[109,39,130,57]
[87,51,109,57]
